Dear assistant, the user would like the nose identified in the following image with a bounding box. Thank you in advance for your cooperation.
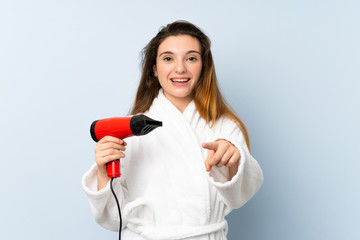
[175,60,187,74]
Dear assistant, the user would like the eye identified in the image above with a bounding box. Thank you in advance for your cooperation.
[188,57,198,62]
[163,57,172,62]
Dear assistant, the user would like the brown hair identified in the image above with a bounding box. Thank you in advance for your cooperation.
[131,20,251,150]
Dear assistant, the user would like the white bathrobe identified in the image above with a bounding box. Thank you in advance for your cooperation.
[82,90,263,240]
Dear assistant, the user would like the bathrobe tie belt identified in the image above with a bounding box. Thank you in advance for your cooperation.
[123,198,228,240]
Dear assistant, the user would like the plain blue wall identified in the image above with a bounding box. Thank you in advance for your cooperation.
[1,0,359,239]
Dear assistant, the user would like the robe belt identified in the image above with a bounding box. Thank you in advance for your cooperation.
[122,198,228,240]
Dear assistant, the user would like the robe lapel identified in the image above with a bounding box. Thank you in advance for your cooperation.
[140,90,211,225]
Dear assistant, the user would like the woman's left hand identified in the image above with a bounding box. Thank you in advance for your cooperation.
[202,139,241,172]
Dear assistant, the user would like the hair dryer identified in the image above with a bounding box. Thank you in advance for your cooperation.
[90,114,162,178]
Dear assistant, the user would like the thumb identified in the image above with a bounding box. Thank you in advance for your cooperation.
[204,149,215,172]
[205,160,212,171]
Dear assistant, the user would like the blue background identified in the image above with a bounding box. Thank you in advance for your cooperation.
[1,0,359,239]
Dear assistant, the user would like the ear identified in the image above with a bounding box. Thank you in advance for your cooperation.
[153,65,157,77]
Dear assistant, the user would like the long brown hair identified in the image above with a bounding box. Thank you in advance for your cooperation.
[131,20,251,150]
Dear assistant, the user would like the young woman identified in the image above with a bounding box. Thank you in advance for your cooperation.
[82,21,263,240]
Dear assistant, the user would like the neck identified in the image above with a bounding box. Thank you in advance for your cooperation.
[163,93,192,113]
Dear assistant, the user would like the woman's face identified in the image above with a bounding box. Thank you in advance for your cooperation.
[153,35,202,112]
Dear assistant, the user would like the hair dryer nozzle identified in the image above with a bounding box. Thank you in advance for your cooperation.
[130,114,162,136]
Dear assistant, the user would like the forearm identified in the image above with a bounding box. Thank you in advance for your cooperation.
[97,170,110,190]
[82,164,128,231]
[228,161,239,181]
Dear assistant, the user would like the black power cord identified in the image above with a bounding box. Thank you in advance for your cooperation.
[110,178,122,240]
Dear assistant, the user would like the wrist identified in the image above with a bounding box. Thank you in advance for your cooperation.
[97,169,110,190]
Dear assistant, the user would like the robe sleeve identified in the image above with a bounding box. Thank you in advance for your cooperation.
[81,163,129,231]
[206,117,264,210]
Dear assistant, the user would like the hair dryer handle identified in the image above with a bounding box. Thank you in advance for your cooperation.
[107,160,121,178]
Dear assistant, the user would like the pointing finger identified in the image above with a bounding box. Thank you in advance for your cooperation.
[202,142,217,150]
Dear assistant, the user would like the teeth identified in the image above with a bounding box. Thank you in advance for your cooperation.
[171,78,189,82]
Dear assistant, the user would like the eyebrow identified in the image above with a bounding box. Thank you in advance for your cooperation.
[158,50,201,57]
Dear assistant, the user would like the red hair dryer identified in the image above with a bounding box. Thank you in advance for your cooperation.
[90,114,162,178]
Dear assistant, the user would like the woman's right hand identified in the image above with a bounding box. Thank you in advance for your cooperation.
[95,136,127,190]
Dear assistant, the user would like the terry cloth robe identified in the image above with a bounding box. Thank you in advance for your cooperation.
[82,89,263,240]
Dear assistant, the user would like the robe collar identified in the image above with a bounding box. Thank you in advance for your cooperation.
[156,88,197,123]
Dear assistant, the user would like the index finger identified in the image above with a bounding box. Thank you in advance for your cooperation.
[202,142,216,150]
[98,136,127,146]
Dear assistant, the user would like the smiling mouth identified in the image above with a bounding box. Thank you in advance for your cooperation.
[170,78,190,83]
